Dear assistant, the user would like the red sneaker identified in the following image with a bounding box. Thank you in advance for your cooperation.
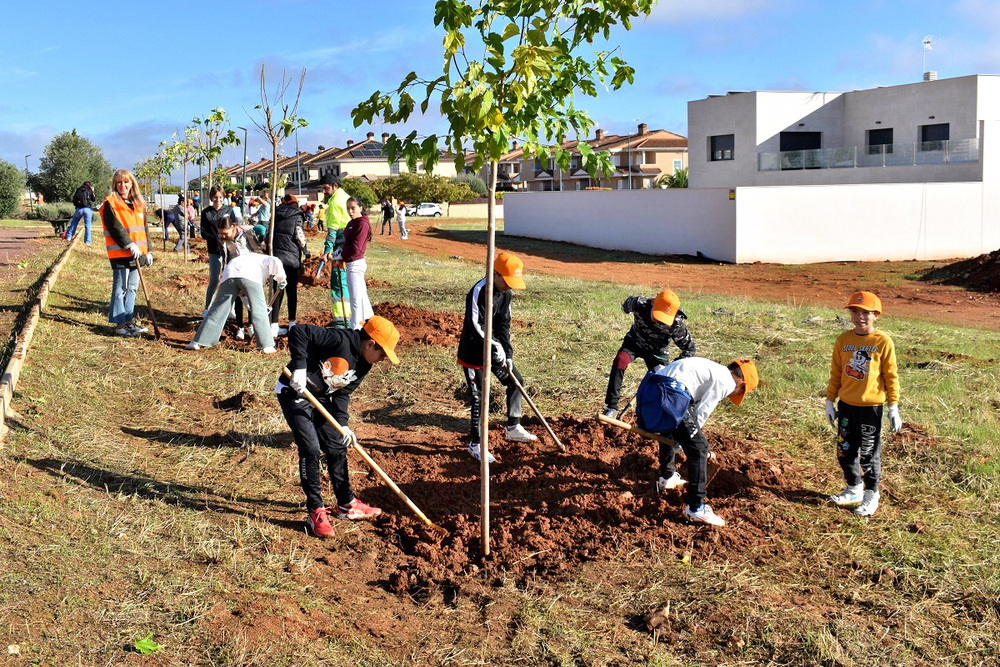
[307,507,334,537]
[337,498,382,520]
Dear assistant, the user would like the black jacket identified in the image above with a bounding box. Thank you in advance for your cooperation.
[200,206,235,255]
[621,296,696,361]
[73,185,95,209]
[457,277,512,368]
[269,204,307,268]
[280,324,372,426]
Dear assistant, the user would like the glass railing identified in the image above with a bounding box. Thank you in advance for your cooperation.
[758,138,979,171]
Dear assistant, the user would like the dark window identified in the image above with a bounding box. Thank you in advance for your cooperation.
[920,123,949,151]
[867,128,894,154]
[710,134,734,161]
[779,132,821,152]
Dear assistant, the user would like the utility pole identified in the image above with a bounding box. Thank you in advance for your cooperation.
[238,126,248,217]
[24,155,33,214]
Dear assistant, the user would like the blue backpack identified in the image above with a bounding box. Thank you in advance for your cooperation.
[635,372,692,434]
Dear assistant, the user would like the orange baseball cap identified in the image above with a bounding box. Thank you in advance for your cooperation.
[729,358,759,406]
[363,316,400,364]
[845,291,882,315]
[494,251,526,290]
[651,289,681,326]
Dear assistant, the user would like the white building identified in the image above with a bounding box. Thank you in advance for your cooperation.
[506,74,1000,264]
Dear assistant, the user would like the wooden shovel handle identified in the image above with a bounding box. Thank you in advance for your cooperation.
[597,413,677,447]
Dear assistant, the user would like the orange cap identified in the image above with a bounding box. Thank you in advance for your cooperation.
[494,251,526,290]
[363,315,400,364]
[845,291,882,315]
[651,289,681,326]
[729,358,759,406]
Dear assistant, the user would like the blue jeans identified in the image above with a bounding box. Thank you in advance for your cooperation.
[66,207,93,244]
[192,277,274,349]
[108,265,139,324]
[205,253,222,310]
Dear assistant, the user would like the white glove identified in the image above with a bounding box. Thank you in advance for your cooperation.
[490,341,506,367]
[289,368,308,394]
[138,252,154,267]
[338,426,358,448]
[825,399,837,428]
[125,243,141,260]
[888,404,902,433]
[277,280,288,291]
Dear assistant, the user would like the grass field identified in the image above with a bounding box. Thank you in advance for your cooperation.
[0,232,998,665]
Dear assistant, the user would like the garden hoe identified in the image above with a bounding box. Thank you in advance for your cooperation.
[281,367,448,536]
[597,413,721,486]
[134,261,161,340]
[506,369,565,452]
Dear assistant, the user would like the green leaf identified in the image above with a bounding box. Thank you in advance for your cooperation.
[135,633,163,655]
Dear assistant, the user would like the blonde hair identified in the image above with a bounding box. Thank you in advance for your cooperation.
[109,169,144,208]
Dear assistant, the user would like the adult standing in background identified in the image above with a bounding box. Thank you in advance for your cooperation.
[258,192,272,227]
[200,184,234,315]
[100,169,153,337]
[64,181,96,244]
[380,199,394,236]
[320,175,352,327]
[269,194,311,336]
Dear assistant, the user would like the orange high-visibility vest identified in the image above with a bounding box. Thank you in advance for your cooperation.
[102,196,148,260]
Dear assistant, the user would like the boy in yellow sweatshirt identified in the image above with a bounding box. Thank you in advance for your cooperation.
[825,291,902,517]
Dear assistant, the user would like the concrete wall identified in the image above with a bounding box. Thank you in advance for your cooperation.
[447,201,505,219]
[504,189,737,261]
[733,182,997,263]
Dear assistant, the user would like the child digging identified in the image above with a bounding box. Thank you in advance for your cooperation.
[826,291,902,517]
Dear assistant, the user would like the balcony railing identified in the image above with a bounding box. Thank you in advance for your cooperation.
[758,138,979,171]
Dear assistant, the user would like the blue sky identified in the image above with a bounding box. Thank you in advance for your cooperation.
[3,0,999,184]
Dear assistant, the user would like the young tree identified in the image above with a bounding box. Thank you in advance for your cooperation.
[34,129,113,202]
[0,160,24,219]
[245,65,308,254]
[191,108,241,201]
[165,128,199,258]
[353,0,654,556]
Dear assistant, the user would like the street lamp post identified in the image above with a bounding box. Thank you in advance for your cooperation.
[237,126,248,217]
[24,155,33,214]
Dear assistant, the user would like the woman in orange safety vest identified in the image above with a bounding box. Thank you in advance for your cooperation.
[100,169,152,337]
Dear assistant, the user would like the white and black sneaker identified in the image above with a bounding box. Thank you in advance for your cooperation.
[468,442,497,464]
[854,489,880,517]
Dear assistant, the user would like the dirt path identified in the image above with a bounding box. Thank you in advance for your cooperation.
[379,219,1000,330]
[0,224,65,346]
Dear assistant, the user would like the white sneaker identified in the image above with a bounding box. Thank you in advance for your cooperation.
[656,472,686,492]
[128,322,148,334]
[235,327,246,340]
[683,503,725,526]
[261,346,277,354]
[115,325,139,337]
[830,484,864,506]
[468,442,496,464]
[505,424,538,442]
[186,341,202,350]
[228,307,236,319]
[246,325,255,339]
[854,489,880,516]
[271,322,280,338]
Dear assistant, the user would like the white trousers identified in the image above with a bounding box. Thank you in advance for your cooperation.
[345,258,373,329]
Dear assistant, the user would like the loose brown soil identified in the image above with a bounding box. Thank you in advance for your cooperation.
[920,248,1000,292]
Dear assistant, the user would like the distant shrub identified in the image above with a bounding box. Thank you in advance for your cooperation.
[0,160,23,219]
[32,202,77,221]
[452,172,488,197]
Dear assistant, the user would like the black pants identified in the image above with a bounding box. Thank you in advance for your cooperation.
[462,363,524,444]
[664,405,710,511]
[604,343,665,409]
[277,387,353,512]
[835,401,884,490]
[270,263,301,323]
[381,217,393,235]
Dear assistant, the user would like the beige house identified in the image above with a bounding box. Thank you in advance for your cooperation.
[475,123,688,192]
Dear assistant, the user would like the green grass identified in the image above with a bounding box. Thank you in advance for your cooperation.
[2,237,999,664]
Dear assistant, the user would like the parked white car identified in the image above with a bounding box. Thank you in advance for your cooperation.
[406,202,443,217]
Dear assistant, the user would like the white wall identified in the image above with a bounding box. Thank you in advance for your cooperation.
[504,189,737,262]
[733,182,998,263]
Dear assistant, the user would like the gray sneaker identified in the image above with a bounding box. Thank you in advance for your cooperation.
[854,489,880,517]
[127,322,148,335]
[115,325,139,337]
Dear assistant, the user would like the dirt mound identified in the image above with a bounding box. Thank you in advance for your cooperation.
[370,414,809,594]
[373,303,462,347]
[920,249,1000,292]
[213,391,265,412]
[298,255,330,287]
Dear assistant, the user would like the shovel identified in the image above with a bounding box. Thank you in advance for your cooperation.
[597,413,721,486]
[281,367,448,536]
